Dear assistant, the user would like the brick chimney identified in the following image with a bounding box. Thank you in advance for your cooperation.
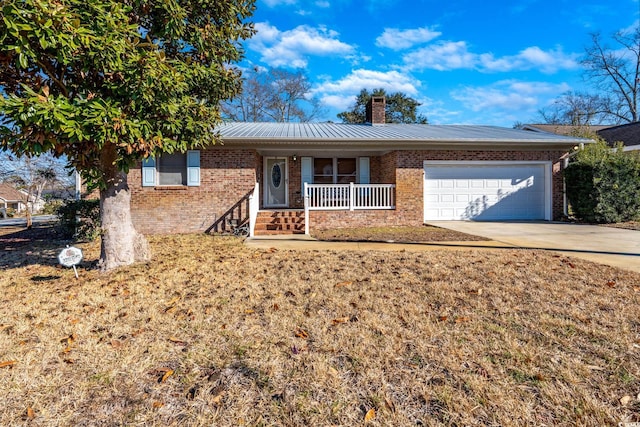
[366,96,386,125]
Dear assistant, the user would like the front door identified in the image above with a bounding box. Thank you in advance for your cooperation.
[264,157,288,207]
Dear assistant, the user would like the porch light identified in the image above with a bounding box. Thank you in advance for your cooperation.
[292,155,297,162]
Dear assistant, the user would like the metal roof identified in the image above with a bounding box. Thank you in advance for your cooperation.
[216,122,590,147]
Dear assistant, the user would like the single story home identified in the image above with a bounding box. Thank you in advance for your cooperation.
[129,97,590,236]
[0,183,27,218]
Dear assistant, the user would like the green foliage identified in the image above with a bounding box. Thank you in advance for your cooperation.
[42,199,64,215]
[565,139,640,223]
[56,199,101,241]
[337,88,428,124]
[0,0,255,188]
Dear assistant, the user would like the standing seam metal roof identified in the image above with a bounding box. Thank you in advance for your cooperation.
[216,122,590,144]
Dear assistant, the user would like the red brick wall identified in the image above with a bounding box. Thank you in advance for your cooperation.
[309,149,567,230]
[129,148,258,234]
[129,147,568,234]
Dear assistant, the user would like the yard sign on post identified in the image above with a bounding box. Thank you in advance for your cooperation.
[58,245,83,278]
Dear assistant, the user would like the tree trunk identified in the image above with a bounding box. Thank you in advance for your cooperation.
[99,143,150,271]
[25,203,32,229]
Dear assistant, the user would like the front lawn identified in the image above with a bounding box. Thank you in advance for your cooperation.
[1,226,639,426]
[312,225,488,243]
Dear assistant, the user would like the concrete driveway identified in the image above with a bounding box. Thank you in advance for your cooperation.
[427,221,640,273]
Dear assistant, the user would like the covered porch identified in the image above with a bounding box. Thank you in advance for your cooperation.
[252,151,397,236]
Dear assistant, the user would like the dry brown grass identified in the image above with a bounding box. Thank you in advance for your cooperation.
[1,225,640,426]
[312,225,488,243]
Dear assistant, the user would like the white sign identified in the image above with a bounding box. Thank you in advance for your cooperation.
[58,246,83,267]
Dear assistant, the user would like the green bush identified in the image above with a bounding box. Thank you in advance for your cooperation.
[565,140,640,223]
[42,199,64,215]
[56,199,101,241]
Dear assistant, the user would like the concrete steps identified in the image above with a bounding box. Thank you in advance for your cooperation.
[254,210,305,235]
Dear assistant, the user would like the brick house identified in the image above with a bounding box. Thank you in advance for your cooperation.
[129,97,589,236]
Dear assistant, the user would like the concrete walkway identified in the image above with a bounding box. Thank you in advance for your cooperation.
[245,222,640,274]
[428,221,640,273]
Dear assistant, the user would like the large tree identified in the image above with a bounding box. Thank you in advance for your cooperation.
[221,67,322,122]
[0,0,255,270]
[539,91,605,126]
[582,26,640,123]
[337,88,428,124]
[539,25,640,126]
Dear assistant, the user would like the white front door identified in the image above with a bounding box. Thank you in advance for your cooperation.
[264,157,288,207]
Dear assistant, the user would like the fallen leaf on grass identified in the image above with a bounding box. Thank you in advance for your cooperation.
[211,387,225,405]
[160,369,174,383]
[455,316,470,323]
[605,280,616,288]
[166,296,181,306]
[384,396,396,413]
[332,317,350,325]
[110,339,123,349]
[294,328,309,339]
[437,316,448,322]
[60,334,76,345]
[336,281,353,288]
[152,401,164,408]
[0,360,17,368]
[364,408,376,421]
[621,395,632,405]
[168,337,188,346]
[26,407,35,419]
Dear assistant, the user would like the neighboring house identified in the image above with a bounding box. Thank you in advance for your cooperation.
[596,122,640,152]
[0,183,26,218]
[522,124,610,137]
[130,97,590,236]
[524,122,640,152]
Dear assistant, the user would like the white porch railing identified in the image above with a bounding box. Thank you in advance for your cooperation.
[304,183,395,211]
[248,181,260,237]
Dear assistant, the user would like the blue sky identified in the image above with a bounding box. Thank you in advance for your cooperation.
[240,0,640,126]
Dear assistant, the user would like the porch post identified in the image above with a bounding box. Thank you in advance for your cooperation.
[304,182,310,235]
[349,182,355,211]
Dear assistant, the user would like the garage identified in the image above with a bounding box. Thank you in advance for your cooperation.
[424,161,551,221]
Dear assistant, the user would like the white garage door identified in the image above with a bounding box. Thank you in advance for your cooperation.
[424,162,550,221]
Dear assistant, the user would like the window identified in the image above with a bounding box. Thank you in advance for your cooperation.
[141,150,200,187]
[158,153,187,186]
[313,158,356,184]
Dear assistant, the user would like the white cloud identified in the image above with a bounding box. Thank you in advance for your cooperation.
[403,41,579,73]
[249,23,355,68]
[375,27,442,50]
[450,80,571,113]
[315,0,330,7]
[312,69,422,110]
[403,41,476,71]
[480,46,579,74]
[262,0,297,6]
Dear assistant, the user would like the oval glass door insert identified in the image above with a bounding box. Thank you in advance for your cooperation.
[271,163,282,188]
